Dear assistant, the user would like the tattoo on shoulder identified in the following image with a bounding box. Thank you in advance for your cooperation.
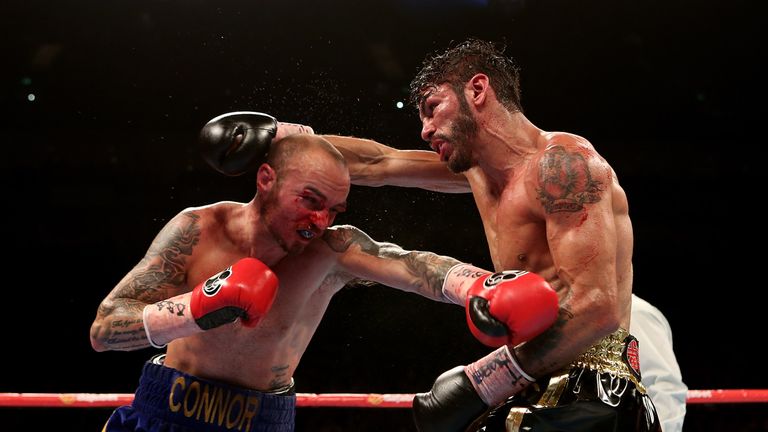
[536,146,603,214]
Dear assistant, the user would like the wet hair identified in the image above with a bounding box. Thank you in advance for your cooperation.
[266,134,347,177]
[409,38,523,113]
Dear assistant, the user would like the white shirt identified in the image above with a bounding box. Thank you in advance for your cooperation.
[630,294,688,432]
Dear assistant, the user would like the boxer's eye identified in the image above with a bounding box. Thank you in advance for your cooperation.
[300,195,323,210]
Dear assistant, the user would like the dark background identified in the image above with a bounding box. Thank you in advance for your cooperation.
[2,0,766,430]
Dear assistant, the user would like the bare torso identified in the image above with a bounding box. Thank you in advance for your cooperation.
[464,131,634,330]
[163,204,352,391]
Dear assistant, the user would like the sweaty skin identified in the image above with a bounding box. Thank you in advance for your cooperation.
[130,213,456,389]
[461,132,633,375]
[90,136,461,391]
[324,78,633,381]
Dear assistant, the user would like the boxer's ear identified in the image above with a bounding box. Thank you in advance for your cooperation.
[466,73,489,108]
[257,163,276,193]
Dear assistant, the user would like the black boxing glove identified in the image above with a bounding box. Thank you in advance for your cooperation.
[413,346,535,432]
[199,111,277,176]
[412,366,488,432]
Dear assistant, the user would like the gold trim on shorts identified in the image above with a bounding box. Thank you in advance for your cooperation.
[505,372,571,431]
[505,407,530,432]
[505,328,644,431]
[570,328,646,394]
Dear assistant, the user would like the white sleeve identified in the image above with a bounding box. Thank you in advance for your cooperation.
[630,295,688,432]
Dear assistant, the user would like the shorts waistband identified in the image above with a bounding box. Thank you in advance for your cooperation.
[132,359,296,432]
[568,328,645,393]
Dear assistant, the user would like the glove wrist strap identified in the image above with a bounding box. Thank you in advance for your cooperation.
[142,292,201,348]
[275,121,315,141]
[442,263,492,305]
[464,345,535,406]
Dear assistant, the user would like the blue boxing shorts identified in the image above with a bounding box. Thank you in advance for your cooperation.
[103,355,296,432]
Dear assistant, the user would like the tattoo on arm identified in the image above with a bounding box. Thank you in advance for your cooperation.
[536,146,603,214]
[324,225,460,298]
[95,212,200,347]
[140,212,201,268]
[389,250,460,298]
[109,212,200,307]
[522,307,575,371]
[105,328,146,346]
[111,318,142,328]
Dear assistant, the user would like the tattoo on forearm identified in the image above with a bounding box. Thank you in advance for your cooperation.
[106,330,145,346]
[93,316,147,349]
[528,307,574,370]
[377,242,460,298]
[398,252,460,298]
[111,319,142,328]
[108,328,144,339]
[324,226,460,297]
[536,146,603,214]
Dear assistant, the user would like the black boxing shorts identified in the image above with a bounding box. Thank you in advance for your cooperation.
[478,329,661,432]
[103,355,296,432]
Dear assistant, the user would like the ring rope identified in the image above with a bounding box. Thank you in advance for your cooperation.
[1,390,767,408]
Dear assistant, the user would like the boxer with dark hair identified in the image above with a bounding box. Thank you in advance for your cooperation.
[294,38,661,431]
[90,120,558,432]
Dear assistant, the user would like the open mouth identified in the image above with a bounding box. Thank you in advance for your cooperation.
[430,140,443,153]
[430,140,452,161]
[436,142,452,161]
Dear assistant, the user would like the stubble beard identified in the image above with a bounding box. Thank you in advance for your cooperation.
[445,98,479,174]
[259,190,306,256]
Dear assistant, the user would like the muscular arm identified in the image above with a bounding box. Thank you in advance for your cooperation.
[516,144,622,376]
[322,225,462,302]
[89,211,201,351]
[321,135,471,193]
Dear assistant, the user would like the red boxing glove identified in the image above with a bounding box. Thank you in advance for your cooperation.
[143,257,279,348]
[466,270,558,347]
[190,257,279,329]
